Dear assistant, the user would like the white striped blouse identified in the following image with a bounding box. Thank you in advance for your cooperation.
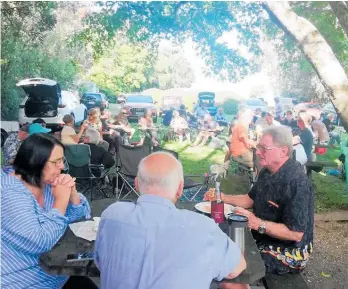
[1,169,91,289]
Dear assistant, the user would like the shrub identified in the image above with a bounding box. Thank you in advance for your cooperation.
[222,99,239,115]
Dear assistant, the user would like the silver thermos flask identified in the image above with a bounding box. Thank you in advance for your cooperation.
[228,214,249,254]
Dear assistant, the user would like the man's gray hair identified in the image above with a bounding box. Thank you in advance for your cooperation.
[137,152,184,198]
[85,127,100,144]
[262,125,293,157]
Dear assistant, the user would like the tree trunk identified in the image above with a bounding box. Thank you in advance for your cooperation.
[329,1,348,38]
[263,1,348,132]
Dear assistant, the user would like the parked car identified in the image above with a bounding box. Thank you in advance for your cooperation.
[160,95,184,116]
[294,102,322,120]
[322,102,341,126]
[80,92,109,111]
[122,94,158,122]
[197,92,218,116]
[238,98,268,112]
[17,78,88,131]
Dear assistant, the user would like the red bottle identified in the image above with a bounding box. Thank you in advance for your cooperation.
[211,181,224,223]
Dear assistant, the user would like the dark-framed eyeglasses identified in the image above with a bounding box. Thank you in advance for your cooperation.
[48,157,65,167]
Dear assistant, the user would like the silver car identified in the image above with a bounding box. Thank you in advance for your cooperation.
[238,98,268,112]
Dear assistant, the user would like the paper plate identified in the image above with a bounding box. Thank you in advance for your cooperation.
[194,202,235,219]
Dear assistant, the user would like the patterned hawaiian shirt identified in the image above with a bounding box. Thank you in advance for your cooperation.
[2,132,22,165]
[248,159,314,269]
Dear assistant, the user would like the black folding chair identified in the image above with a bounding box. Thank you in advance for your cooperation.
[112,141,152,200]
[64,144,110,201]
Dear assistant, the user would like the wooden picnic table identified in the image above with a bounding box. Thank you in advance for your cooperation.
[40,198,265,285]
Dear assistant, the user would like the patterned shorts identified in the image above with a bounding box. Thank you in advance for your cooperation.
[259,243,312,275]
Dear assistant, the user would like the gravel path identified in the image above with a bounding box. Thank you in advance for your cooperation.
[304,221,348,289]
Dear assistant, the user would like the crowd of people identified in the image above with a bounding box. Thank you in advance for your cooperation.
[0,97,341,289]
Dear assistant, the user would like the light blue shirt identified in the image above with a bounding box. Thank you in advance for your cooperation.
[95,194,242,289]
[1,168,91,289]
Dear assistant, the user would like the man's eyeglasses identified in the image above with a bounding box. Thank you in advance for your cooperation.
[256,144,278,153]
[48,157,65,166]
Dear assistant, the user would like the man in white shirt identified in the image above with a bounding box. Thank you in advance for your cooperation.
[61,114,87,145]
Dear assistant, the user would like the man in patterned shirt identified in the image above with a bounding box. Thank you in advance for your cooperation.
[207,125,314,288]
[2,124,29,165]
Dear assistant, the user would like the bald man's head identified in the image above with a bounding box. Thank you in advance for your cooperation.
[136,152,184,202]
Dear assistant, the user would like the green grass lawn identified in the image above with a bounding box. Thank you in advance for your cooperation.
[111,104,348,212]
[162,140,348,213]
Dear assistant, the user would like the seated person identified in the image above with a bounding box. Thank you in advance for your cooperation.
[207,126,314,289]
[281,110,298,130]
[86,108,104,143]
[265,112,281,127]
[170,110,190,142]
[297,111,314,161]
[293,135,308,165]
[162,108,174,126]
[61,114,87,145]
[95,152,246,289]
[194,103,210,119]
[2,124,29,166]
[32,118,47,127]
[215,107,229,126]
[139,109,159,145]
[311,118,330,145]
[104,110,134,148]
[191,114,221,147]
[1,133,92,289]
[323,113,341,146]
[83,127,115,170]
[28,123,51,135]
[178,104,188,120]
[224,108,256,167]
[112,110,135,137]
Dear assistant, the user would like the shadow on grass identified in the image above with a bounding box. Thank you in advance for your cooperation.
[313,172,348,213]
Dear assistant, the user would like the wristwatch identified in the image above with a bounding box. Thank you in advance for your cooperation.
[258,221,266,234]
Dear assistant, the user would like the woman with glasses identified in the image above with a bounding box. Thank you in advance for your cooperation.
[86,108,104,142]
[1,133,93,289]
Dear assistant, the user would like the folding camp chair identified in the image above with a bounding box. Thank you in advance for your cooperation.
[112,141,152,200]
[64,144,110,201]
[152,146,209,201]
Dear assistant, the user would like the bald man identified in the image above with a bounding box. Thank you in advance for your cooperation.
[95,152,246,289]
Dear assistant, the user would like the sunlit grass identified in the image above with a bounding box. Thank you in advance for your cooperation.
[163,141,348,213]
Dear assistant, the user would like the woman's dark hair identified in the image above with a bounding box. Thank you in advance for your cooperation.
[13,133,64,188]
[32,118,46,125]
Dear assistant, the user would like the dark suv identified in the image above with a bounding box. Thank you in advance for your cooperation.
[81,92,109,110]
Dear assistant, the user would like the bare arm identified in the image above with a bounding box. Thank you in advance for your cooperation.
[221,193,254,209]
[264,221,304,242]
[234,207,305,243]
[224,254,246,279]
[71,128,85,142]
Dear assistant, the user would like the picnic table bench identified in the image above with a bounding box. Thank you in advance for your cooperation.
[39,199,265,285]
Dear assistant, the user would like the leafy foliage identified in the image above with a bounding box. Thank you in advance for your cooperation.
[88,43,156,94]
[1,2,81,120]
[222,99,239,115]
[153,47,195,89]
[78,1,265,81]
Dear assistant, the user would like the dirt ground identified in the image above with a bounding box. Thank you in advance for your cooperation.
[304,221,348,289]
